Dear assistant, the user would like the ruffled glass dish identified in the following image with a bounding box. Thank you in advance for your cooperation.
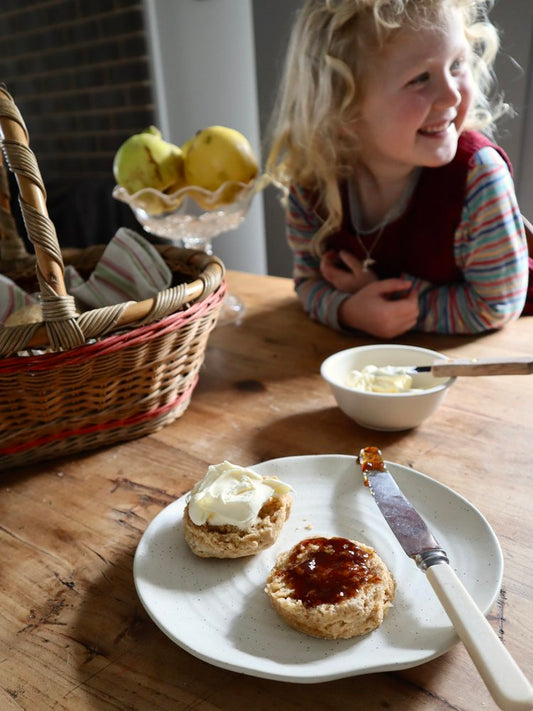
[113,177,266,324]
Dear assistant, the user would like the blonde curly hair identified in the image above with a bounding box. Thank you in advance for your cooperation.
[266,0,507,240]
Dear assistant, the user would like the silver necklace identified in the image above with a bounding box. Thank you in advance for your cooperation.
[355,224,387,271]
[348,170,420,271]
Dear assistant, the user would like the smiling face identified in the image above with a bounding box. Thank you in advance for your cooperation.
[355,7,474,181]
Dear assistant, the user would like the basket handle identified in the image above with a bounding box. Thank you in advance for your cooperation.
[0,88,68,298]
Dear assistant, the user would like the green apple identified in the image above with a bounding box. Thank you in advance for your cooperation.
[113,126,184,195]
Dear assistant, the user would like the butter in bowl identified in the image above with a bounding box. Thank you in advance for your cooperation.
[320,344,455,431]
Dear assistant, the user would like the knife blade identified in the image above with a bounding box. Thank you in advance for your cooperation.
[358,446,533,711]
[402,356,533,378]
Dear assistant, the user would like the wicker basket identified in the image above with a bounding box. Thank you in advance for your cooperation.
[0,88,226,471]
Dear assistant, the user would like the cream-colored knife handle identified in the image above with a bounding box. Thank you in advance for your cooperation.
[426,563,533,711]
[431,357,533,377]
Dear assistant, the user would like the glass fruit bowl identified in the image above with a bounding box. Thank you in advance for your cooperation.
[113,176,267,323]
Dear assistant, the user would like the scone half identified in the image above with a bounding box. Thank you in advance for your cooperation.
[184,490,292,559]
[265,536,396,639]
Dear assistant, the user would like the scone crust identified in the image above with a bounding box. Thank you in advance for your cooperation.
[183,491,292,558]
[265,537,396,639]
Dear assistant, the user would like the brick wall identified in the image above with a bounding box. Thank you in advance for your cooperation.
[0,0,155,181]
[0,0,156,246]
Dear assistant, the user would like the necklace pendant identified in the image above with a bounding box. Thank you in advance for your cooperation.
[362,257,376,271]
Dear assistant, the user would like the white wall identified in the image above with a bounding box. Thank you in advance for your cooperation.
[492,0,533,219]
[253,0,302,278]
[520,65,533,221]
[143,0,267,274]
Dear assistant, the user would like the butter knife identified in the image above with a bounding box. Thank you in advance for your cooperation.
[358,446,533,711]
[402,356,533,377]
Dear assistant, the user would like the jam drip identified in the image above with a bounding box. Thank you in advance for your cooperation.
[279,536,380,607]
[359,446,387,474]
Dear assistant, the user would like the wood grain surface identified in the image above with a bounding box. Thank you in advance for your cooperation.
[1,270,532,711]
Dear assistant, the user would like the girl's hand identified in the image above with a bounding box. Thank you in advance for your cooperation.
[338,278,419,338]
[320,250,377,293]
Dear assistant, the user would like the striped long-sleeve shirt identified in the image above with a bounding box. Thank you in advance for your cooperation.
[286,146,529,334]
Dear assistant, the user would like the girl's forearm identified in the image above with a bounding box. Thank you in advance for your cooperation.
[294,277,350,330]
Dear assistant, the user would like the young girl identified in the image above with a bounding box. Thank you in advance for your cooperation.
[266,0,532,339]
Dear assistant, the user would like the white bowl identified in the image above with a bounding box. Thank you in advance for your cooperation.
[320,344,455,431]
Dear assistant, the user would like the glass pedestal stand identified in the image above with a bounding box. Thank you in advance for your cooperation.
[113,179,263,325]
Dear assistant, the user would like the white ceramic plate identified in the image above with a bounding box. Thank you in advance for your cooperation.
[133,455,503,683]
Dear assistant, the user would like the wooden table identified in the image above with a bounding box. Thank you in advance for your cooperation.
[1,270,532,711]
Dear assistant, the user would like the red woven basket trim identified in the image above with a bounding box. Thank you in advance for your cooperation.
[0,280,226,374]
[0,376,198,457]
